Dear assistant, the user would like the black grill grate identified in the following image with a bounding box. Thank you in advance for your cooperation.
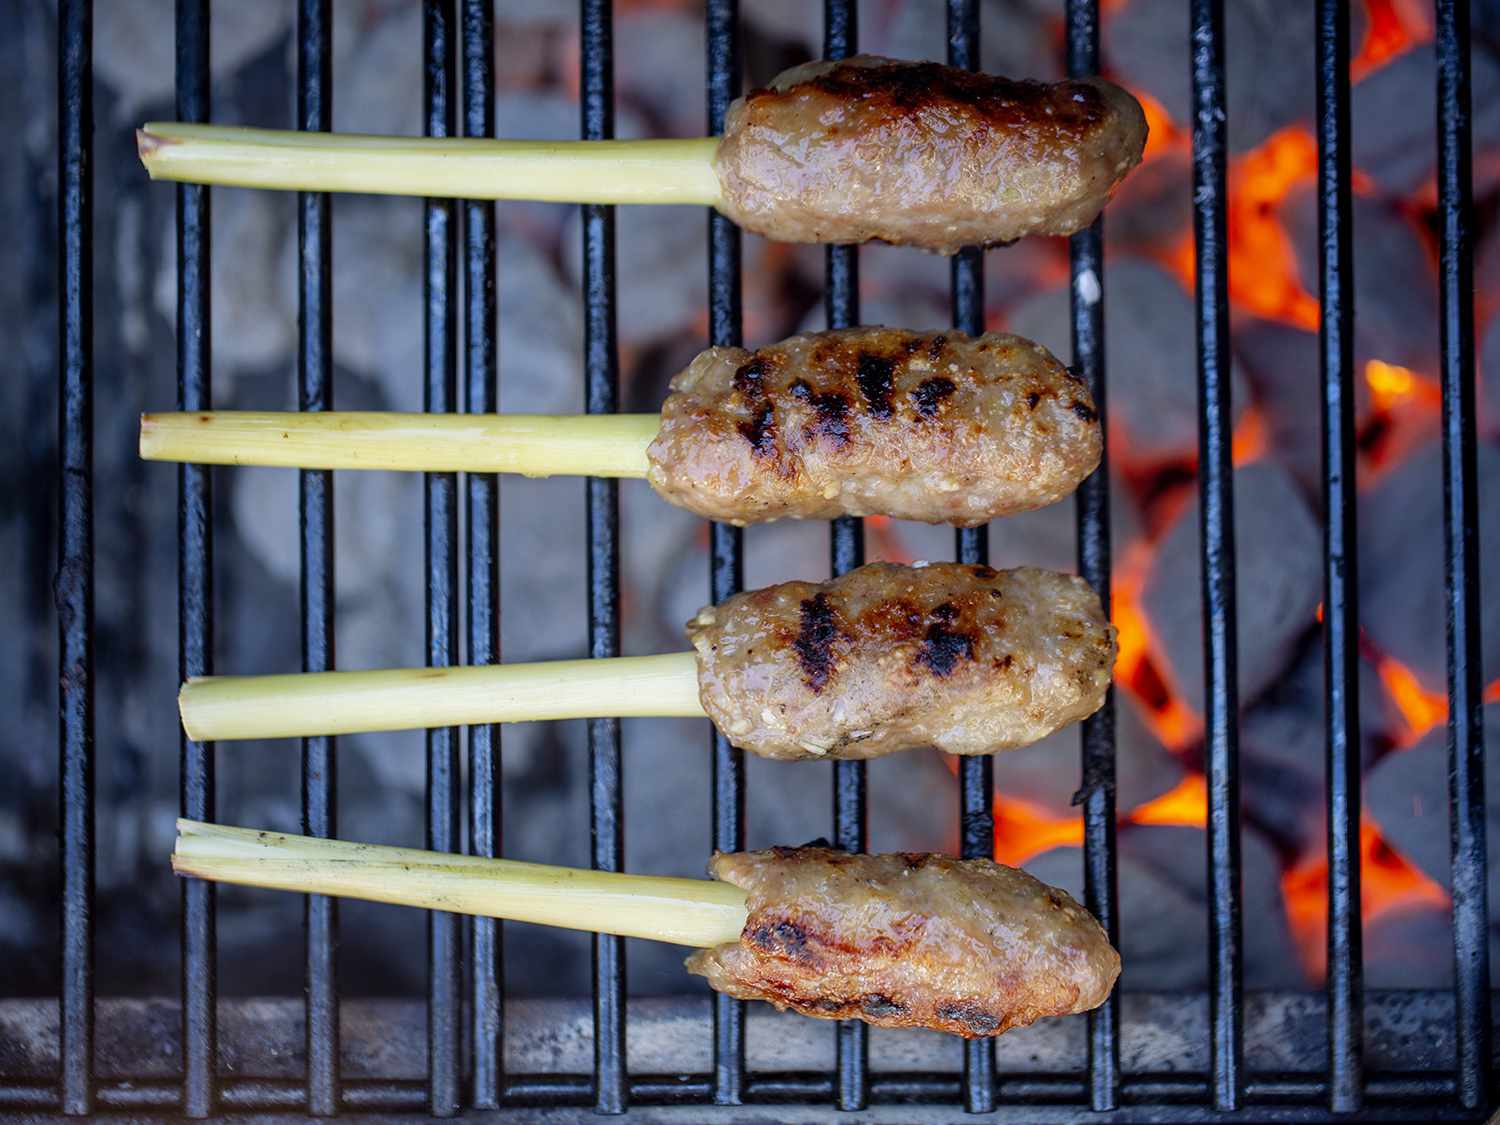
[1188,0,1245,1109]
[1316,0,1363,1113]
[27,0,1494,1118]
[175,0,215,1116]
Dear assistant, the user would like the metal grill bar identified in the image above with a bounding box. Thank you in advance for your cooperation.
[1434,0,1491,1111]
[705,0,746,1108]
[945,0,998,1114]
[294,1,339,1116]
[421,2,462,1115]
[57,0,93,1115]
[3,1069,1492,1116]
[10,1069,1498,1115]
[579,0,627,1115]
[1188,0,1243,1111]
[1065,0,1121,1113]
[1314,0,1363,1114]
[461,0,502,1109]
[820,0,868,1111]
[174,1,215,1117]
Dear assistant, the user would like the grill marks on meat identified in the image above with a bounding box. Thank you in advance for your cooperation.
[802,61,1108,126]
[806,391,851,448]
[736,401,777,461]
[712,56,1148,254]
[685,848,1120,1038]
[917,602,976,677]
[646,328,1101,527]
[687,561,1116,761]
[855,353,896,419]
[912,376,957,418]
[793,593,845,692]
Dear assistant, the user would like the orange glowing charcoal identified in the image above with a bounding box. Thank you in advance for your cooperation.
[1364,359,1442,413]
[1353,0,1432,81]
[1230,406,1269,467]
[1159,228,1197,292]
[1226,127,1321,331]
[937,757,1083,867]
[966,772,1211,871]
[1129,88,1184,164]
[1127,774,1208,829]
[1111,548,1201,752]
[991,794,1085,868]
[1282,820,1449,980]
[1377,654,1448,746]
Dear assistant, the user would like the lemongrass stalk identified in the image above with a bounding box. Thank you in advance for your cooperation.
[173,820,747,948]
[140,411,658,477]
[138,123,723,205]
[179,652,704,742]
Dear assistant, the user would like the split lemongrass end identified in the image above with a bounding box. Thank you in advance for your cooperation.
[140,411,659,478]
[137,123,723,206]
[178,651,706,742]
[173,820,748,948]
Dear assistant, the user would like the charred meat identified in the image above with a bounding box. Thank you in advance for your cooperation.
[688,561,1116,761]
[647,327,1101,527]
[687,846,1120,1037]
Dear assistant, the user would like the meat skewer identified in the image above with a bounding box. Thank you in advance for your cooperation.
[139,328,1102,527]
[137,55,1147,254]
[178,562,1116,760]
[174,820,1120,1038]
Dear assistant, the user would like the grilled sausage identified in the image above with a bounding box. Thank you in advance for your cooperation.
[687,561,1115,761]
[686,846,1119,1037]
[646,328,1101,527]
[713,56,1148,254]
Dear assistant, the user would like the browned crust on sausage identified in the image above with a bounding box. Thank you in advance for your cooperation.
[646,328,1101,527]
[713,56,1147,253]
[687,561,1116,760]
[685,847,1120,1037]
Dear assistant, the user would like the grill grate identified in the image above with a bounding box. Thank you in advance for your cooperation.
[705,0,746,1109]
[1064,0,1122,1114]
[1436,0,1492,1111]
[176,0,216,1116]
[297,0,341,1115]
[25,0,1494,1118]
[1188,0,1245,1109]
[1316,0,1363,1113]
[463,0,503,1110]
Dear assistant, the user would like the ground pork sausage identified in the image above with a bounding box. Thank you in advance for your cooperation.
[687,561,1116,761]
[686,846,1120,1037]
[712,56,1148,253]
[646,327,1101,527]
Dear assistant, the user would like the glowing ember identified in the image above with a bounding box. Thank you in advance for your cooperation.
[1129,773,1208,828]
[1227,127,1321,330]
[1282,819,1449,980]
[991,793,1085,867]
[1364,359,1441,413]
[1130,87,1183,164]
[1372,648,1500,748]
[1377,655,1449,746]
[979,773,1211,868]
[1353,0,1432,81]
[1113,545,1200,751]
[1159,228,1197,293]
[1231,406,1269,466]
[863,514,914,565]
[1150,125,1324,327]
